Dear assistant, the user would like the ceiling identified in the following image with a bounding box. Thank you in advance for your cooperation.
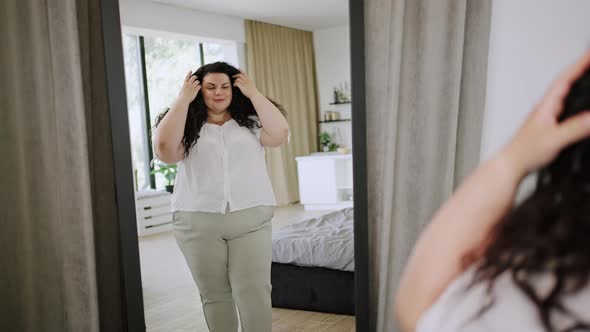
[153,0,349,31]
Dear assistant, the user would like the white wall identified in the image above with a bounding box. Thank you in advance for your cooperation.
[313,25,352,149]
[480,0,590,161]
[119,0,247,69]
[119,0,246,42]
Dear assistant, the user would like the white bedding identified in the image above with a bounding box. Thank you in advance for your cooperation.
[271,208,354,272]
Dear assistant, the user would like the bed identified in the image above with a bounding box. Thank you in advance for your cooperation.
[270,208,355,315]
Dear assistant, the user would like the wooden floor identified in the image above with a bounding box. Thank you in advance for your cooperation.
[139,205,355,331]
[272,308,355,332]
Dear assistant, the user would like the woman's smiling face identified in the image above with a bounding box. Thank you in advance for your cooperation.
[201,72,232,113]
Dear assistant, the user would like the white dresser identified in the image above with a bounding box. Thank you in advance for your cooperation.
[135,190,173,237]
[295,152,353,210]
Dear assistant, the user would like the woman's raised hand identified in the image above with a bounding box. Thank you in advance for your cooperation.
[177,70,201,104]
[502,50,590,178]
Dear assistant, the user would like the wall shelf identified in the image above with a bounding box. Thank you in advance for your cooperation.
[319,119,352,123]
[329,101,351,105]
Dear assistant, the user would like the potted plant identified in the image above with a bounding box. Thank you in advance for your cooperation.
[150,162,177,193]
[332,81,351,103]
[319,132,331,152]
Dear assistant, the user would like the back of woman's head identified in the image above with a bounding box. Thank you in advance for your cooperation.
[469,67,590,332]
[154,61,285,157]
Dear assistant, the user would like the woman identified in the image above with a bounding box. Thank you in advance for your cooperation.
[153,62,289,332]
[396,50,590,332]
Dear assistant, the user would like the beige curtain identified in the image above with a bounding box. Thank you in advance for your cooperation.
[1,0,126,330]
[245,20,319,206]
[364,1,492,331]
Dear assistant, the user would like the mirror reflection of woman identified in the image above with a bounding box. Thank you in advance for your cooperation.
[153,62,289,332]
[396,51,590,332]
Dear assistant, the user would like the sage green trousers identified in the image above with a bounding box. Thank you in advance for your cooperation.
[172,205,274,332]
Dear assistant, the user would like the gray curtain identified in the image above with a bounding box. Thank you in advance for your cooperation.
[364,1,492,331]
[1,0,125,331]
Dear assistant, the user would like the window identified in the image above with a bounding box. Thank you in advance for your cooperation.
[203,42,240,66]
[123,34,151,191]
[203,43,225,63]
[143,36,202,128]
[122,32,239,191]
[143,37,202,189]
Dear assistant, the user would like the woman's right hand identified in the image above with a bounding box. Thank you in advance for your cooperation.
[177,70,201,104]
[501,50,590,179]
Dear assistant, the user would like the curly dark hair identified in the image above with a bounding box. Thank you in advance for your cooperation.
[466,67,590,331]
[154,61,286,157]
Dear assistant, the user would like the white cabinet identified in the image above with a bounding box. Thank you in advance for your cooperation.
[135,190,173,237]
[295,153,353,210]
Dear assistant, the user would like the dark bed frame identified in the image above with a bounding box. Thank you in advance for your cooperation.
[271,263,355,315]
[100,0,368,330]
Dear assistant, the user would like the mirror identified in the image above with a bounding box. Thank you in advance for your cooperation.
[116,0,361,330]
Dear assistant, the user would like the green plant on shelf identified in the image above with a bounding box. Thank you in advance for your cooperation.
[320,131,331,152]
[333,81,351,103]
[335,90,350,103]
[319,132,341,152]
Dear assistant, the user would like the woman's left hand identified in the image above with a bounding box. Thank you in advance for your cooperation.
[233,70,260,99]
